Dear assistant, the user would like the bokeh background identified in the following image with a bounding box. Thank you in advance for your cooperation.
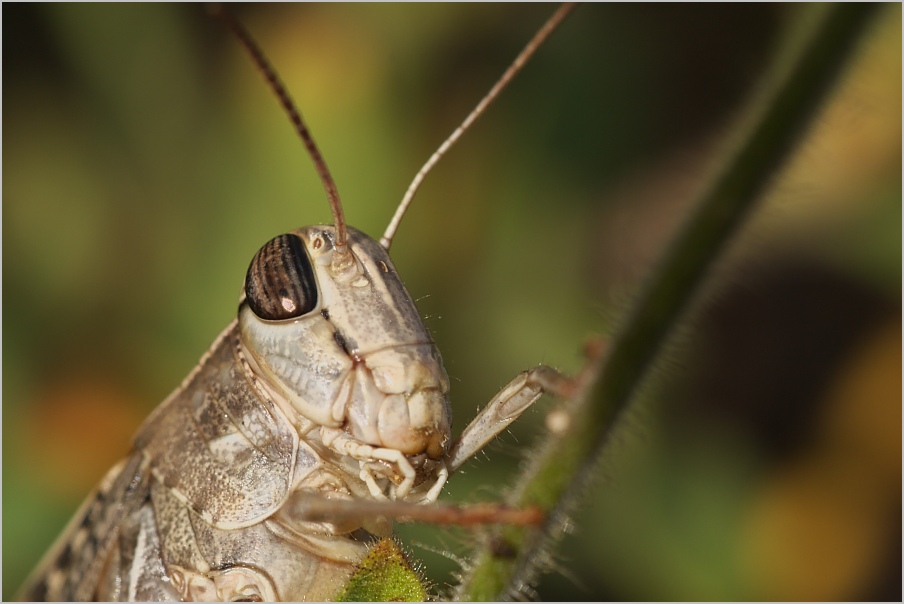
[3,4,900,600]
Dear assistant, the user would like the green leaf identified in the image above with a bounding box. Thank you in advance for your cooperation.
[335,538,428,602]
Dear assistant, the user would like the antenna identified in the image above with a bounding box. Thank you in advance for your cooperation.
[379,3,577,251]
[212,5,349,258]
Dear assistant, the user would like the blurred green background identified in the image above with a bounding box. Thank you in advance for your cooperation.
[3,4,900,600]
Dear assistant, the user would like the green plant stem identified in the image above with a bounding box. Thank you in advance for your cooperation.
[454,3,880,600]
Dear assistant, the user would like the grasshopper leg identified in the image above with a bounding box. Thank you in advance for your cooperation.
[446,366,573,472]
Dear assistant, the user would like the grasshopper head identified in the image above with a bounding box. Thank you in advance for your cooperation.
[239,226,452,464]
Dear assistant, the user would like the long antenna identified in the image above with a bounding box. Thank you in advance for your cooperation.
[212,5,349,258]
[379,3,577,251]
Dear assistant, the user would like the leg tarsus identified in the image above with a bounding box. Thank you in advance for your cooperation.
[447,337,606,473]
[447,365,571,472]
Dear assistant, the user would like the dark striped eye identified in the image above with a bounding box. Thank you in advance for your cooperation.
[245,234,318,320]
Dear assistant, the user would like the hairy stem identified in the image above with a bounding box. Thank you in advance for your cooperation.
[453,4,880,600]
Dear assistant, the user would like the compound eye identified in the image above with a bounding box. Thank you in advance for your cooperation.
[245,234,318,320]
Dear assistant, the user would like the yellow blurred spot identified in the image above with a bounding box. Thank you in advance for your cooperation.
[740,320,901,600]
[240,6,386,118]
[821,320,902,483]
[779,5,901,223]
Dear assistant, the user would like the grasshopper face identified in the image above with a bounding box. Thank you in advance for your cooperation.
[240,226,452,491]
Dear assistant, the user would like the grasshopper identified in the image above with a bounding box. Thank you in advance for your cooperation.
[15,5,580,601]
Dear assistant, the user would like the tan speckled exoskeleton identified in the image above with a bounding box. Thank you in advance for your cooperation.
[18,5,576,601]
